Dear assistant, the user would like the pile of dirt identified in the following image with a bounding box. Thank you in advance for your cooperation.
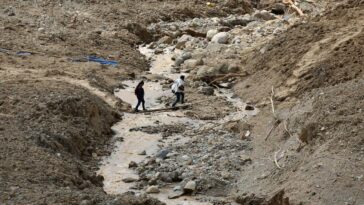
[230,2,364,204]
[0,79,168,204]
[234,2,364,102]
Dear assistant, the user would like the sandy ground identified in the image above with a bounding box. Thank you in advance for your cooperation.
[1,0,363,205]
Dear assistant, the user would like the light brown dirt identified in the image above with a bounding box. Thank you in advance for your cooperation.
[232,1,364,204]
[1,0,364,204]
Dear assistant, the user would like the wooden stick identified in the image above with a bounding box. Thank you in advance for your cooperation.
[283,121,293,138]
[270,86,277,118]
[282,0,304,16]
[265,119,280,141]
[274,149,282,169]
[265,86,280,141]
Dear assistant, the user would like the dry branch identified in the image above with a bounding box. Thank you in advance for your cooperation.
[274,149,282,169]
[265,119,280,141]
[282,0,304,16]
[270,86,277,119]
[265,86,280,141]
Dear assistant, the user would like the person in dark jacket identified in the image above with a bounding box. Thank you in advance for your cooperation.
[134,81,146,112]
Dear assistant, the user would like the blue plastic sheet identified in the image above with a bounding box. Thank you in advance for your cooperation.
[86,56,118,66]
[16,51,32,56]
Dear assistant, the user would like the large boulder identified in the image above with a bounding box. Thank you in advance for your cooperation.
[182,58,204,70]
[174,52,192,67]
[146,186,160,193]
[157,36,174,45]
[206,29,219,41]
[196,66,216,77]
[176,34,193,49]
[253,10,277,21]
[211,32,230,44]
[199,86,214,96]
[183,180,197,192]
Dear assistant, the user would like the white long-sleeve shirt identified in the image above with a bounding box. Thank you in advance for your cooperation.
[172,78,185,93]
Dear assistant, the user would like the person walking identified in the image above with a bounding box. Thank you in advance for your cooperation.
[134,81,146,112]
[172,75,185,107]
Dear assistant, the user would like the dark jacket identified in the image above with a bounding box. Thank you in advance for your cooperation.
[135,87,144,99]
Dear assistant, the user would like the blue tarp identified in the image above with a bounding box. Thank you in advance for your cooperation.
[86,56,118,66]
[16,51,32,56]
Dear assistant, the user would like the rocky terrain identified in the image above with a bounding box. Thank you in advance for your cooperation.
[1,0,363,205]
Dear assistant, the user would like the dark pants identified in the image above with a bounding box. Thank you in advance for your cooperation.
[135,97,145,111]
[172,92,184,107]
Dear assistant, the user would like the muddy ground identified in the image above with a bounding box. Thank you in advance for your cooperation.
[1,0,364,205]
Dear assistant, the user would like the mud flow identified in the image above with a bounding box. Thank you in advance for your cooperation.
[98,45,257,204]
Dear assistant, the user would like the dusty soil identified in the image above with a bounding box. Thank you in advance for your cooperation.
[1,0,363,205]
[231,1,364,204]
[0,0,252,204]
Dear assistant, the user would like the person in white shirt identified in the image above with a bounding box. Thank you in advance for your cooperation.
[171,75,185,107]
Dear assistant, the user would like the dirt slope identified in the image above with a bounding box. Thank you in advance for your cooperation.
[232,1,364,204]
[235,1,364,102]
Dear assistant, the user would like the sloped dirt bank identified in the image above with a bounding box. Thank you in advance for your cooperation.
[0,80,166,204]
[231,2,364,204]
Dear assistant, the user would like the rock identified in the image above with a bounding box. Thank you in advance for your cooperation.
[174,52,192,66]
[160,172,173,183]
[101,31,117,38]
[182,58,204,70]
[146,186,160,193]
[183,180,196,192]
[215,63,230,74]
[253,10,277,21]
[154,48,164,54]
[211,32,230,44]
[245,130,251,137]
[138,150,147,155]
[156,149,169,159]
[206,29,219,40]
[181,52,192,61]
[80,200,92,205]
[173,185,183,192]
[168,190,184,199]
[196,65,221,77]
[148,177,158,185]
[37,27,45,33]
[169,24,178,31]
[221,171,232,179]
[157,36,173,45]
[228,64,241,73]
[128,161,138,168]
[200,87,214,96]
[122,177,138,183]
[232,36,241,44]
[4,7,15,16]
[181,155,193,165]
[176,41,186,49]
[220,18,250,27]
[176,34,193,49]
[240,155,252,164]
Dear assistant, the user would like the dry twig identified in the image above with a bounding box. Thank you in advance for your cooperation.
[265,86,280,141]
[274,149,282,169]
